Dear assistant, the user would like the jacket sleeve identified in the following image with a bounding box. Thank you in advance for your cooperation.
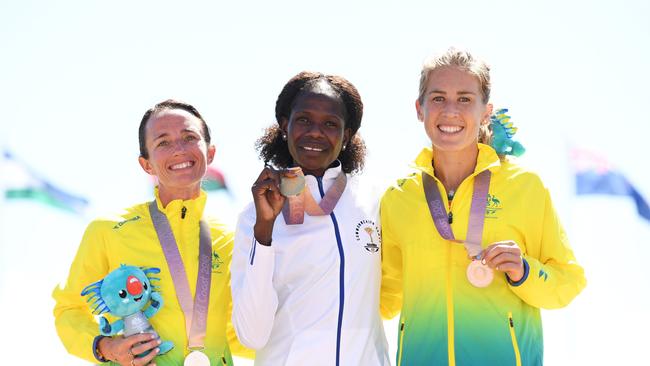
[52,220,110,362]
[230,208,279,350]
[379,195,403,319]
[218,226,256,359]
[508,189,587,309]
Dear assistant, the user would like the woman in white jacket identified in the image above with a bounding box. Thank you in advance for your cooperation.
[231,71,390,366]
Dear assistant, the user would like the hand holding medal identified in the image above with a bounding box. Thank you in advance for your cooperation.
[480,240,525,282]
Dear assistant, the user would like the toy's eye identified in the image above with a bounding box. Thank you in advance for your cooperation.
[143,282,148,290]
[119,290,127,298]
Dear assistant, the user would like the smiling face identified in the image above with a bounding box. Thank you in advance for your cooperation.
[138,109,215,202]
[281,82,350,177]
[416,66,492,158]
[101,267,152,317]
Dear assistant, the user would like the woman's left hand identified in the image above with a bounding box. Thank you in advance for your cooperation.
[481,240,525,282]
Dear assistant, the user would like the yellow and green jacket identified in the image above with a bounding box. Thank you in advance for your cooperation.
[380,144,586,366]
[52,189,252,365]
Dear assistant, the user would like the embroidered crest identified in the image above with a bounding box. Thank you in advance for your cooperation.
[485,194,502,219]
[354,219,381,253]
[212,251,223,273]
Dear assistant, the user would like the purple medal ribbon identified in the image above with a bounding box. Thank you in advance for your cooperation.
[149,201,212,349]
[422,170,491,257]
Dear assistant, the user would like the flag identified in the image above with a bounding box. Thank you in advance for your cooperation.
[571,148,650,222]
[202,165,228,192]
[1,150,89,214]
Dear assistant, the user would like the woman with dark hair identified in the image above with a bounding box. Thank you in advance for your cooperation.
[231,72,390,365]
[53,100,251,366]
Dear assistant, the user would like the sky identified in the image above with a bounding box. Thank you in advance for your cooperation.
[1,0,649,364]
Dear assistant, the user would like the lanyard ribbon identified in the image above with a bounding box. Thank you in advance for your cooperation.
[282,170,347,225]
[149,201,212,349]
[422,170,491,258]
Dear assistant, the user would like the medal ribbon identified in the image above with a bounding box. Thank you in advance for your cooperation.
[149,201,212,349]
[282,171,347,225]
[422,170,491,258]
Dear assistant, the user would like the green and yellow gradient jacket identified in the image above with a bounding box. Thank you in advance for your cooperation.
[380,144,586,366]
[52,189,252,365]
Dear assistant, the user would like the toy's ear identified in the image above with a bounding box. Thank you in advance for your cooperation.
[142,267,160,274]
[81,279,103,297]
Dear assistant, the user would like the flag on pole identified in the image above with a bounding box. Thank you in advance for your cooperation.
[571,148,649,222]
[1,149,89,214]
[202,165,228,192]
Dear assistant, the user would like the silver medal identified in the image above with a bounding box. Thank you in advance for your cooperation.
[279,167,305,196]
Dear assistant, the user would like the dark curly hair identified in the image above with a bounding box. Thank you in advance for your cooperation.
[256,71,366,174]
[138,99,211,159]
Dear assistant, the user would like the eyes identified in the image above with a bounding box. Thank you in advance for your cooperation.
[155,133,200,148]
[294,116,342,129]
[117,282,148,299]
[430,95,472,103]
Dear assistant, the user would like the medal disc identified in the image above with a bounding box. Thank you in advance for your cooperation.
[466,260,494,288]
[280,173,305,197]
[184,350,211,366]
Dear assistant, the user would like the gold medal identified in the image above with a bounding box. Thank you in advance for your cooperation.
[466,260,493,288]
[184,350,211,366]
[279,167,305,196]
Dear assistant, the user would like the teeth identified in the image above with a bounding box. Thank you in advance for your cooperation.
[303,146,324,152]
[439,125,463,133]
[170,161,193,170]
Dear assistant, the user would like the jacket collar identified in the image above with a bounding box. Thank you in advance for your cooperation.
[153,187,207,221]
[304,163,344,191]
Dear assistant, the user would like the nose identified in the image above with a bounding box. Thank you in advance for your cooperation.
[126,275,143,295]
[304,121,325,138]
[442,104,460,118]
[172,139,188,155]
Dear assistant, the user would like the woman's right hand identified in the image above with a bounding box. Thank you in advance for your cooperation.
[98,333,161,366]
[252,166,286,245]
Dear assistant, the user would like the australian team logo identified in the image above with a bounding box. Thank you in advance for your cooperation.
[485,194,502,219]
[355,219,381,253]
[212,251,223,273]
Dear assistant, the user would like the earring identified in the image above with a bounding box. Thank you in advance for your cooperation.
[282,133,287,141]
[342,144,347,151]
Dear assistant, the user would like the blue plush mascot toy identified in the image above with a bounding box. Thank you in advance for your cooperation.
[81,264,174,356]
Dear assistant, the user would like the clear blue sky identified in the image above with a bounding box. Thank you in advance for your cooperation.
[1,0,649,364]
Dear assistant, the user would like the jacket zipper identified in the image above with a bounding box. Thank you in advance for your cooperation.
[317,176,345,366]
[397,319,406,366]
[221,356,228,365]
[181,206,187,219]
[508,312,522,366]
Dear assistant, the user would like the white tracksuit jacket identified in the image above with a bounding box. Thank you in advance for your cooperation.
[232,166,390,366]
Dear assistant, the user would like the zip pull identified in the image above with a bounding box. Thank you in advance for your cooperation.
[448,211,453,224]
[181,206,187,219]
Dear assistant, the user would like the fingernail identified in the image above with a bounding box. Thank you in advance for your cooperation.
[481,258,486,265]
[155,347,160,353]
[151,334,156,339]
[157,340,161,345]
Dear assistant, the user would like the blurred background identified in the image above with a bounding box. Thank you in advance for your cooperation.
[1,0,648,364]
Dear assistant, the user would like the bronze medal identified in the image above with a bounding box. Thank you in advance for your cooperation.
[466,260,494,288]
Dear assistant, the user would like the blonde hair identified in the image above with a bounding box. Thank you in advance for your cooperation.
[418,47,493,145]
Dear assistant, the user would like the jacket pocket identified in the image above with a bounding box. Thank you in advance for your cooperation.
[508,312,522,366]
[397,319,406,366]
